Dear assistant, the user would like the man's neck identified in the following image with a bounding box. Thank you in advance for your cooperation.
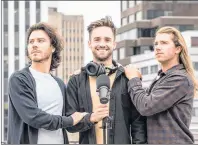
[161,61,179,72]
[30,62,51,73]
[93,59,113,67]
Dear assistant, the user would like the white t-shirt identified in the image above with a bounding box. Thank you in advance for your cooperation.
[29,67,64,144]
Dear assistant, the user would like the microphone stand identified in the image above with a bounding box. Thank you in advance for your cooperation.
[101,116,112,144]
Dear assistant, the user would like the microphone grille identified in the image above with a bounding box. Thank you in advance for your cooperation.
[96,74,110,89]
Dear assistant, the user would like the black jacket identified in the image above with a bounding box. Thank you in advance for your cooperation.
[7,67,73,144]
[66,62,147,144]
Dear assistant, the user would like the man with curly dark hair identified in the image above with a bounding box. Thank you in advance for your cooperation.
[7,22,86,144]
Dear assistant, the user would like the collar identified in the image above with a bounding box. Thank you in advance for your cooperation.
[157,64,185,76]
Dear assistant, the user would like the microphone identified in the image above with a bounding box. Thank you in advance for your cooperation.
[96,74,110,104]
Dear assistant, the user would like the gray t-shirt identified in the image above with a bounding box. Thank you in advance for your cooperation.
[29,67,64,144]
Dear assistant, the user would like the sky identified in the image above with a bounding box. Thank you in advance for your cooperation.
[47,1,120,65]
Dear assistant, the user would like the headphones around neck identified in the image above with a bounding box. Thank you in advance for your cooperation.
[85,60,118,77]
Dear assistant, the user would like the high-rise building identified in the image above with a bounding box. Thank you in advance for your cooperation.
[1,1,49,142]
[48,7,84,83]
[47,7,84,142]
[114,1,198,65]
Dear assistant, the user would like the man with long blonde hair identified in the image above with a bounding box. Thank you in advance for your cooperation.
[124,26,198,144]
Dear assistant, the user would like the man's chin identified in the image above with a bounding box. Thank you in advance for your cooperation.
[95,56,109,62]
[32,58,43,63]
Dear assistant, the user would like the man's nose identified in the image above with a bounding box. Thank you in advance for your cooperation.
[99,41,106,47]
[154,44,162,50]
[32,42,39,48]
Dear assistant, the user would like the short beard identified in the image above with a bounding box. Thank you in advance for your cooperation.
[92,46,113,62]
[29,53,51,63]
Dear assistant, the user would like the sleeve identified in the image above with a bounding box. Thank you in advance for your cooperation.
[8,74,73,130]
[128,75,191,116]
[130,101,147,144]
[65,75,95,133]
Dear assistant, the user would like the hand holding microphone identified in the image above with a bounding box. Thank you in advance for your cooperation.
[90,74,110,124]
[90,104,109,123]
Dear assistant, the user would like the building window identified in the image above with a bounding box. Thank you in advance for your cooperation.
[4,33,8,48]
[134,46,141,55]
[138,28,151,37]
[36,1,40,9]
[15,32,19,47]
[140,46,153,54]
[147,10,164,19]
[4,25,8,32]
[36,9,41,23]
[15,58,19,71]
[191,37,198,47]
[193,62,198,71]
[4,78,8,94]
[122,1,128,11]
[128,29,137,39]
[164,11,172,16]
[129,14,134,23]
[3,9,8,25]
[120,31,128,41]
[14,1,19,9]
[150,27,158,37]
[119,47,125,59]
[136,11,142,21]
[113,50,118,60]
[116,34,120,42]
[179,25,194,32]
[4,47,8,55]
[4,71,8,78]
[121,17,127,26]
[150,65,158,74]
[15,47,19,55]
[25,1,29,8]
[3,1,8,8]
[141,67,148,75]
[15,25,19,32]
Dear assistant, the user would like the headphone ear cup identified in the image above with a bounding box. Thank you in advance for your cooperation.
[86,61,99,76]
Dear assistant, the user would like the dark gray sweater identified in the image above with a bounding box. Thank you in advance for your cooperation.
[7,67,73,144]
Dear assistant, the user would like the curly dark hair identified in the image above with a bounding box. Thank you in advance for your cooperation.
[26,22,63,71]
[87,16,116,40]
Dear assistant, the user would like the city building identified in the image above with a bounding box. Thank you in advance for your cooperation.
[48,7,84,142]
[1,1,49,142]
[114,1,198,65]
[48,7,84,83]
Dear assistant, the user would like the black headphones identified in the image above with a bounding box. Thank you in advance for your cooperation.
[85,60,118,77]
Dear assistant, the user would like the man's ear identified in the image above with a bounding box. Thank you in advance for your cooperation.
[113,41,117,50]
[176,46,182,54]
[52,47,55,53]
[88,40,91,49]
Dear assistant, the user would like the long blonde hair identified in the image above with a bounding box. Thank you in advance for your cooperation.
[156,26,198,96]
